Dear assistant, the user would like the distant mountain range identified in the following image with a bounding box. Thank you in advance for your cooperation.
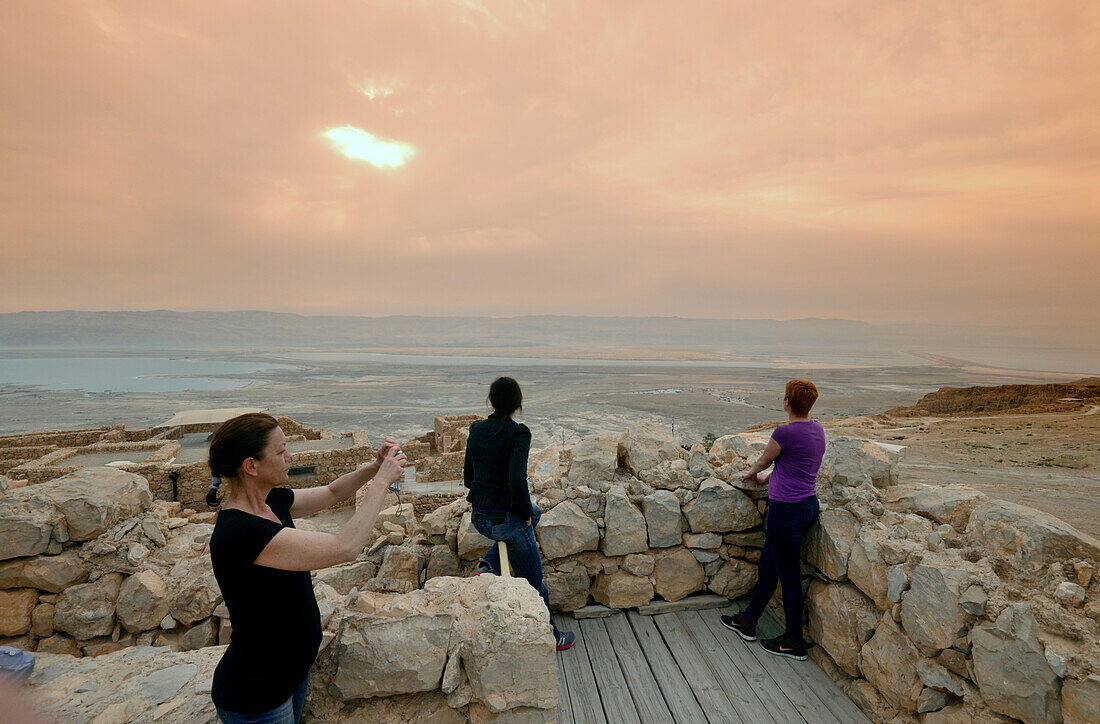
[0,311,1094,363]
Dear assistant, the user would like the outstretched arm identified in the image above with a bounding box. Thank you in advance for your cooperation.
[290,437,399,518]
[256,447,406,571]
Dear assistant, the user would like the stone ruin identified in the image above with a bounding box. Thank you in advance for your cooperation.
[1,421,1098,723]
[0,415,375,510]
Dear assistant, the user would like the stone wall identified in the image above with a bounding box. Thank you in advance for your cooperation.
[435,414,483,455]
[5,424,1099,723]
[24,576,558,724]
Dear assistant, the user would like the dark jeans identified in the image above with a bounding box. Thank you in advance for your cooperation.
[744,495,820,644]
[215,673,309,724]
[472,504,560,636]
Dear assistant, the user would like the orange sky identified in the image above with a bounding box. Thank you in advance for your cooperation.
[2,1,1098,324]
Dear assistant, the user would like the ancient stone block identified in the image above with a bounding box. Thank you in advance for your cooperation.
[643,490,682,548]
[859,613,922,712]
[707,558,757,599]
[682,478,760,533]
[0,588,39,636]
[805,581,878,677]
[803,507,860,580]
[967,499,1100,573]
[653,549,704,603]
[901,562,972,654]
[537,501,598,559]
[116,570,169,633]
[54,572,123,639]
[971,603,1061,724]
[600,486,648,557]
[592,572,654,609]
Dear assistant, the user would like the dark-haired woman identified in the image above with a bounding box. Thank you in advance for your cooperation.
[206,412,406,723]
[721,379,825,661]
[463,377,575,651]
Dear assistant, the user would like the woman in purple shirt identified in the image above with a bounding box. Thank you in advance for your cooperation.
[721,379,825,661]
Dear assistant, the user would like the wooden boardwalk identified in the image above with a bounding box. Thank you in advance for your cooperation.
[552,602,870,724]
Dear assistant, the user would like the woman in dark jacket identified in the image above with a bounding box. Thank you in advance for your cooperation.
[464,377,575,651]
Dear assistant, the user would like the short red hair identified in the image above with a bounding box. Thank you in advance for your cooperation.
[785,379,818,416]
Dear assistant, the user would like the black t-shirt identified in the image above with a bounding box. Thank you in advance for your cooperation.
[209,487,322,713]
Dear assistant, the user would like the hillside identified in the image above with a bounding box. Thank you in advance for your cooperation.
[888,377,1100,416]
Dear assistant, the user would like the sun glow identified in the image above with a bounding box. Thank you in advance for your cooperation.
[320,126,415,168]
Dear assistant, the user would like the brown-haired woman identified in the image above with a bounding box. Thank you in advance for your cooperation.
[205,413,406,723]
[720,379,825,661]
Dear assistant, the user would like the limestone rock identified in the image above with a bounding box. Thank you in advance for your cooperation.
[167,557,222,626]
[820,437,899,489]
[0,588,39,636]
[643,490,682,548]
[528,445,564,481]
[707,559,757,599]
[916,660,967,697]
[600,486,648,557]
[901,562,972,653]
[592,572,654,609]
[537,502,598,559]
[116,570,169,633]
[37,633,81,656]
[971,603,1061,723]
[846,530,891,609]
[422,506,451,537]
[1063,674,1100,724]
[860,614,922,712]
[805,581,878,677]
[378,503,419,535]
[567,435,619,485]
[708,434,761,464]
[180,617,218,650]
[967,499,1100,573]
[803,508,860,580]
[314,559,378,595]
[54,572,124,639]
[18,467,153,542]
[324,576,556,715]
[377,546,422,590]
[0,495,61,560]
[1054,581,1086,607]
[683,532,722,549]
[425,545,461,581]
[545,567,591,612]
[621,553,655,577]
[32,602,54,637]
[27,644,223,723]
[617,427,683,477]
[653,549,704,603]
[457,513,495,561]
[682,478,761,533]
[885,483,986,532]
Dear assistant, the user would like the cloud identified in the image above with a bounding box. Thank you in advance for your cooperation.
[320,126,416,168]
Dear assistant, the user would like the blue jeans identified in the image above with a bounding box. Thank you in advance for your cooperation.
[216,674,309,724]
[472,504,560,636]
[744,496,820,644]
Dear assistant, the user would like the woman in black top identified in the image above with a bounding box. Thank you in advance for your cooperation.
[206,413,406,723]
[464,377,575,651]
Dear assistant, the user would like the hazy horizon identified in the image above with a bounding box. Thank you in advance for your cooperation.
[3,2,1099,324]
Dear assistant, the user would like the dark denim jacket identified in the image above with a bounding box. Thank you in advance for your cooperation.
[463,411,533,519]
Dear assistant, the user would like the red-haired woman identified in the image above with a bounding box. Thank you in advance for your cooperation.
[721,379,825,661]
[205,413,406,723]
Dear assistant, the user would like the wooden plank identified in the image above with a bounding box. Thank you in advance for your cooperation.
[637,594,730,615]
[572,605,618,619]
[652,612,745,724]
[553,614,608,724]
[694,610,822,724]
[664,610,783,724]
[602,612,674,723]
[625,611,708,724]
[578,617,642,724]
[757,609,872,724]
[555,618,576,724]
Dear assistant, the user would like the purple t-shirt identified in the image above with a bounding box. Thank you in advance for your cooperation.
[768,420,826,502]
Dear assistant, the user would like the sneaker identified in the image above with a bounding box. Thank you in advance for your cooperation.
[720,612,757,641]
[555,630,575,651]
[474,560,493,576]
[760,634,808,661]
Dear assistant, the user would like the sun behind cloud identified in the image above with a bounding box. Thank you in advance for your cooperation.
[320,126,415,168]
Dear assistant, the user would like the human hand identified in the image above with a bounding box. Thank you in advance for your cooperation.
[741,470,758,484]
[376,447,407,486]
[376,437,399,462]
